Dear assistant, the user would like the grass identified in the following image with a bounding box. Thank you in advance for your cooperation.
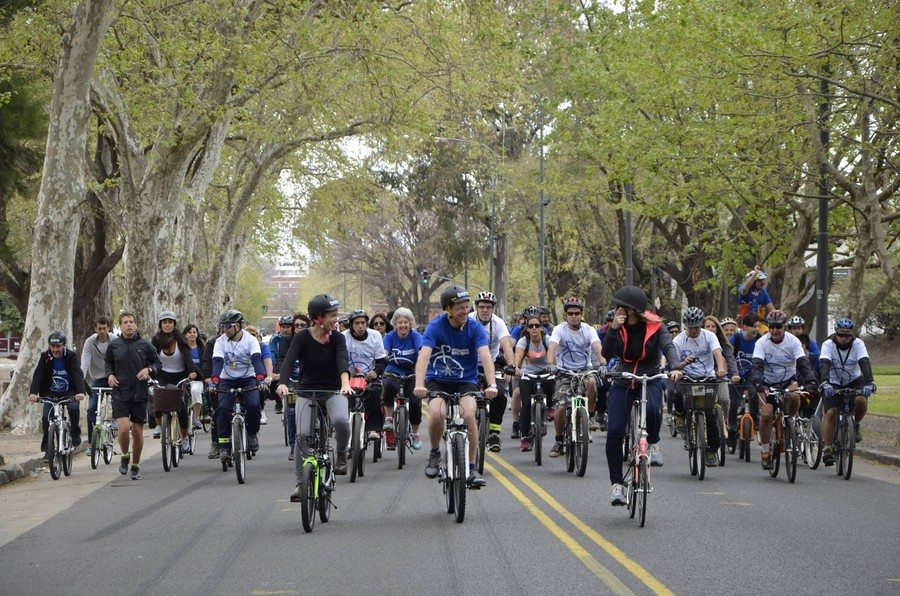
[871,371,900,416]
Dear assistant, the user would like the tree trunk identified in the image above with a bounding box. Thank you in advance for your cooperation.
[493,232,508,319]
[0,0,116,430]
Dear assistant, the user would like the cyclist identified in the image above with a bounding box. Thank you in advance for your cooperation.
[151,311,198,452]
[547,296,606,457]
[672,307,728,468]
[513,307,555,452]
[183,324,205,430]
[787,315,820,371]
[750,310,817,470]
[342,310,388,443]
[382,307,425,450]
[469,291,515,452]
[105,312,161,480]
[703,315,742,451]
[81,316,112,458]
[413,286,497,488]
[818,318,875,465]
[268,315,296,415]
[245,325,274,424]
[720,317,738,340]
[284,314,308,460]
[276,294,352,497]
[28,331,87,462]
[209,310,266,464]
[602,286,682,505]
[369,313,392,336]
[666,321,681,337]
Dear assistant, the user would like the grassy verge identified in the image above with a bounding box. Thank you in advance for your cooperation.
[871,366,900,416]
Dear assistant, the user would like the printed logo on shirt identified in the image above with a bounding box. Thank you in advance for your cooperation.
[430,345,466,379]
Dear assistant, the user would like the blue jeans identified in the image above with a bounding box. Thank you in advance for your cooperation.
[87,379,109,444]
[605,380,664,485]
[215,380,261,453]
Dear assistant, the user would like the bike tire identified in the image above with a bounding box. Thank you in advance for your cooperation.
[90,432,101,469]
[785,420,797,483]
[697,414,706,481]
[444,446,455,515]
[769,423,781,478]
[161,414,172,472]
[532,401,543,466]
[476,408,487,475]
[452,434,466,523]
[102,428,113,464]
[318,460,333,523]
[300,461,316,533]
[233,419,246,485]
[171,415,181,468]
[668,417,678,438]
[688,417,698,476]
[575,406,589,477]
[623,407,634,461]
[844,419,855,480]
[283,415,289,447]
[628,467,637,519]
[350,414,362,483]
[47,423,61,480]
[638,459,649,528]
[396,407,408,470]
[717,408,727,467]
[807,422,822,469]
[741,417,752,463]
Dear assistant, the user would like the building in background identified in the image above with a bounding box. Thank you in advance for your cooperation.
[260,260,306,332]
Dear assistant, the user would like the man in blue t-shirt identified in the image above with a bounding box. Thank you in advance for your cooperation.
[414,286,498,488]
[738,266,775,327]
[730,312,762,430]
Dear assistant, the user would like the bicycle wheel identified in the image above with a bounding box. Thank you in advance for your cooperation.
[233,419,246,485]
[717,408,726,467]
[532,401,543,466]
[350,413,362,483]
[785,420,797,484]
[687,418,698,477]
[300,461,317,533]
[396,407,408,470]
[452,434,466,523]
[161,414,172,472]
[696,414,706,481]
[171,415,181,468]
[627,465,637,519]
[769,422,781,478]
[444,445,455,514]
[283,415,289,447]
[48,423,61,480]
[476,408,487,475]
[668,414,678,438]
[90,430,101,469]
[741,416,752,463]
[805,422,822,469]
[638,459,649,528]
[318,459,333,523]
[623,405,635,461]
[575,406,589,477]
[843,418,855,481]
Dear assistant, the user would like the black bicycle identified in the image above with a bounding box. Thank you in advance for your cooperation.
[384,372,415,470]
[677,377,720,481]
[212,386,258,485]
[832,388,864,480]
[522,372,554,466]
[293,390,337,533]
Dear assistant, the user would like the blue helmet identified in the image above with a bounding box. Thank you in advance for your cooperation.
[834,318,855,333]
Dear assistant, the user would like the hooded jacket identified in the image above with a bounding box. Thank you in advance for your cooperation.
[30,348,88,396]
[105,333,161,402]
[601,311,679,388]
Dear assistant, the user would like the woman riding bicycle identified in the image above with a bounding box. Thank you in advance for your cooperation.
[382,307,425,450]
[151,311,198,453]
[601,286,682,506]
[514,307,555,453]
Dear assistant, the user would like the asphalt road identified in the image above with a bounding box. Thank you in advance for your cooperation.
[0,409,898,596]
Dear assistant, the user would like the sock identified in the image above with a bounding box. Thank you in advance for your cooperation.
[468,463,475,472]
[121,452,130,459]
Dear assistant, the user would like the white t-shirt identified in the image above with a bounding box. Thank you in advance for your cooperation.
[673,329,721,378]
[213,331,261,381]
[820,338,869,386]
[752,332,806,385]
[468,313,510,361]
[549,323,600,371]
[343,330,387,375]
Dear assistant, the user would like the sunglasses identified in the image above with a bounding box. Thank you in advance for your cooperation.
[222,323,236,329]
[372,321,386,327]
[527,323,542,329]
[769,324,784,329]
[565,311,582,316]
[835,333,853,338]
[294,323,307,329]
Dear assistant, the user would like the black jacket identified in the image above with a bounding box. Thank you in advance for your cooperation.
[601,317,679,388]
[105,333,160,402]
[201,335,219,379]
[29,349,88,396]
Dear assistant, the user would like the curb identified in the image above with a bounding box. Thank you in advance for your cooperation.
[0,453,45,486]
[856,448,900,468]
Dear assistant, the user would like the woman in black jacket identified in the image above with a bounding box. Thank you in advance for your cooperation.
[150,311,198,451]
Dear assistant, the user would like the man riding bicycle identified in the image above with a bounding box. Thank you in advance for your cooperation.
[469,291,515,452]
[818,318,875,466]
[414,286,498,488]
[750,310,817,470]
[342,310,389,443]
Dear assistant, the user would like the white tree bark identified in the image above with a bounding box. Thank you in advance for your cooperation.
[0,0,117,429]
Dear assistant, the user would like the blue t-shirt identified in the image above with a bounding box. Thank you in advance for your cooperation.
[738,287,772,312]
[260,343,273,362]
[50,358,71,395]
[730,331,759,379]
[191,346,201,365]
[384,330,424,375]
[422,314,489,384]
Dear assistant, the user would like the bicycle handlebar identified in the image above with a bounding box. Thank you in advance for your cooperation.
[427,391,484,401]
[36,396,77,404]
[521,372,555,381]
[606,371,670,383]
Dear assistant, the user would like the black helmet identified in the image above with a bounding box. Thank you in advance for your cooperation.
[440,286,470,309]
[666,320,681,331]
[683,307,704,328]
[522,306,541,319]
[158,310,177,323]
[538,305,551,315]
[278,315,293,326]
[308,294,341,319]
[48,331,67,346]
[605,309,616,322]
[218,310,244,326]
[347,309,369,325]
[611,285,648,312]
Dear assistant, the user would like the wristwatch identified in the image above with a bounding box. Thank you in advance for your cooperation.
[487,384,497,389]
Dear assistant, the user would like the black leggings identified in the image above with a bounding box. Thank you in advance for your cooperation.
[672,392,720,451]
[382,374,422,425]
[489,377,508,429]
[518,377,555,437]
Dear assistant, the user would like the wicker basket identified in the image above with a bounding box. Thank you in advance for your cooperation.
[678,382,718,411]
[153,387,185,412]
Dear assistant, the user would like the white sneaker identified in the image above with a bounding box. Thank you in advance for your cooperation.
[260,411,268,425]
[610,483,627,506]
[152,427,161,439]
[649,444,663,467]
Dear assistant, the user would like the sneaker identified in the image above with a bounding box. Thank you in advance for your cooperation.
[467,469,487,488]
[854,421,862,444]
[520,437,532,452]
[367,430,380,442]
[425,449,441,478]
[386,429,396,450]
[288,449,295,461]
[192,419,203,430]
[511,421,520,439]
[41,453,51,464]
[110,420,119,430]
[84,447,93,457]
[274,407,283,415]
[334,452,347,475]
[411,433,423,450]
[152,427,161,439]
[290,484,302,502]
[487,432,501,453]
[208,445,220,460]
[706,452,718,467]
[761,452,772,470]
[180,439,191,455]
[130,465,142,480]
[260,411,268,425]
[249,434,259,453]
[649,444,663,467]
[823,446,835,467]
[599,413,608,432]
[119,455,130,475]
[549,441,563,458]
[383,418,394,431]
[72,436,82,448]
[589,418,599,432]
[610,483,627,506]
[547,407,556,421]
[674,415,686,435]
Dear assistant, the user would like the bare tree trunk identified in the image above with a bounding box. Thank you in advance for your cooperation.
[493,232,508,318]
[0,0,116,429]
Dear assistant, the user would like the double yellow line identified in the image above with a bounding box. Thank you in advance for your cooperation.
[486,454,673,596]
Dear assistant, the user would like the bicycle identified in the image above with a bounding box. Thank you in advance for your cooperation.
[212,385,257,485]
[89,388,117,469]
[384,372,415,470]
[832,388,864,480]
[475,369,503,474]
[677,377,720,481]
[762,386,806,482]
[150,379,192,472]
[521,372,554,466]
[714,383,729,467]
[348,377,369,483]
[609,371,668,528]
[431,390,483,524]
[734,382,756,463]
[294,390,337,533]
[799,397,822,470]
[36,397,77,480]
[556,370,593,477]
[283,390,297,448]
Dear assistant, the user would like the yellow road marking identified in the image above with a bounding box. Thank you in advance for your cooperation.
[489,453,674,596]
[484,461,634,596]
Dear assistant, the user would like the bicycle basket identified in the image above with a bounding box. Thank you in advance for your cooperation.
[153,387,185,412]
[678,382,718,411]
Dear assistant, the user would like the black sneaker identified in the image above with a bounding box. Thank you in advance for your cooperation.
[119,455,130,475]
[487,432,501,453]
[290,484,302,503]
[130,465,142,480]
[425,449,441,478]
[761,454,773,470]
[467,469,486,488]
[249,434,260,453]
[599,412,608,432]
[823,446,835,467]
[854,421,862,444]
[511,421,520,439]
